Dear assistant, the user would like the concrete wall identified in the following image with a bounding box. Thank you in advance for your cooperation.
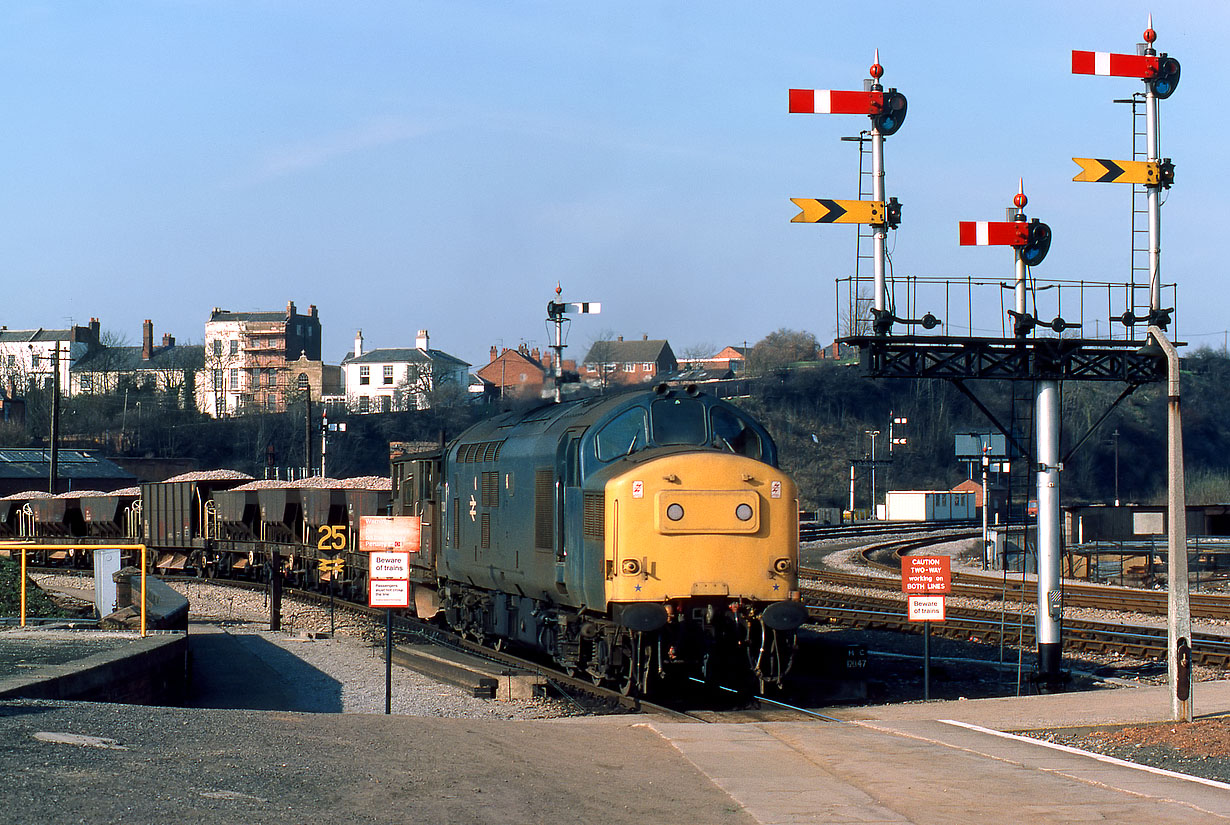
[0,633,187,705]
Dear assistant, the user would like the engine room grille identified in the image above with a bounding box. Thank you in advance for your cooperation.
[583,492,605,539]
[481,471,499,507]
[534,468,554,550]
[480,513,490,549]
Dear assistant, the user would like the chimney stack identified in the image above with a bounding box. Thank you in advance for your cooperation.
[354,330,363,358]
[416,329,430,350]
[162,333,175,348]
[142,320,153,360]
[286,300,296,318]
[489,345,498,363]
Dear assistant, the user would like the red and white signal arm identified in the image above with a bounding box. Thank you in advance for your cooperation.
[958,221,1028,247]
[788,88,883,115]
[1071,50,1158,79]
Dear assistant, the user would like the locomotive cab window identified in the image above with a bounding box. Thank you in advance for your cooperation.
[595,407,648,462]
[710,406,763,460]
[651,398,706,446]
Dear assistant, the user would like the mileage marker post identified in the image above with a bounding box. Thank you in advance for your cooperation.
[902,555,951,700]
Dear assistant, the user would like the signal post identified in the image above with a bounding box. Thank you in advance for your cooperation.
[790,23,1181,693]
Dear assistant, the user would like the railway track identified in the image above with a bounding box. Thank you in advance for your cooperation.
[801,528,1230,670]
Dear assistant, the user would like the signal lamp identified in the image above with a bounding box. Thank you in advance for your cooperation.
[873,89,907,135]
[1149,55,1181,99]
[1020,219,1051,267]
[1159,159,1175,188]
[885,196,902,229]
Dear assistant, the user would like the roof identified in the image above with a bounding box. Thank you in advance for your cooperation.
[71,345,205,373]
[0,328,75,343]
[581,339,674,364]
[208,311,289,323]
[342,347,470,369]
[0,449,137,482]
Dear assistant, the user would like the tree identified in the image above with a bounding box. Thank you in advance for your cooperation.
[582,330,623,393]
[745,329,819,376]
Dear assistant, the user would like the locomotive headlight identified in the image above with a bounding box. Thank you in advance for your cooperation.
[735,503,754,521]
[621,559,641,575]
[666,503,685,521]
[773,557,793,574]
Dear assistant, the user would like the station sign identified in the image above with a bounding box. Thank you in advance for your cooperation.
[908,596,946,622]
[370,550,411,580]
[359,516,421,552]
[902,555,951,594]
[369,579,410,608]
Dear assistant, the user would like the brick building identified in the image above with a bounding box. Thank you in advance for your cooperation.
[201,301,322,416]
[581,335,677,388]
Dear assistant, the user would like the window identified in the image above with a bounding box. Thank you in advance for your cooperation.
[229,340,238,356]
[642,362,653,371]
[624,362,634,372]
[31,354,40,368]
[212,340,221,356]
[710,406,763,460]
[229,368,238,388]
[359,396,370,413]
[383,365,394,385]
[379,395,391,413]
[359,366,370,385]
[652,398,707,446]
[586,364,596,372]
[80,374,93,392]
[5,355,13,369]
[213,369,223,389]
[595,407,648,462]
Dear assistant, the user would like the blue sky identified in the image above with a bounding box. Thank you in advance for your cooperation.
[0,2,1225,367]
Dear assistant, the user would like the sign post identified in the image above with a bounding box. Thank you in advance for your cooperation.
[903,555,951,700]
[367,545,412,715]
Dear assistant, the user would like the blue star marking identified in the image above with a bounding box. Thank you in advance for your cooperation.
[634,584,642,591]
[772,583,780,591]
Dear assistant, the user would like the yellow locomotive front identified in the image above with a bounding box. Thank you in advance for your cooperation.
[579,388,807,693]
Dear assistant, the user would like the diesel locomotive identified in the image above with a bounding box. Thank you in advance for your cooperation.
[393,384,807,694]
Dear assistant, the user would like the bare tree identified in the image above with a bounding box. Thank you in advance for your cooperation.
[745,328,820,376]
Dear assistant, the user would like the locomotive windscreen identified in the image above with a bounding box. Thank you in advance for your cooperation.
[651,398,707,445]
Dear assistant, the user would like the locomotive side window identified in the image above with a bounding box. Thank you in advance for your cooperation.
[710,406,763,460]
[651,398,706,445]
[595,408,648,461]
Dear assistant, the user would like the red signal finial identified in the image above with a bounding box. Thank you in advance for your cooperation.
[869,49,883,80]
[555,282,562,296]
[1014,178,1028,209]
[1144,14,1156,44]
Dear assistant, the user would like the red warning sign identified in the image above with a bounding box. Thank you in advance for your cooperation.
[902,555,951,594]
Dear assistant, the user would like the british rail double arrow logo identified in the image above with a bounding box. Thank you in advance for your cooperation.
[1072,157,1160,185]
[790,198,883,224]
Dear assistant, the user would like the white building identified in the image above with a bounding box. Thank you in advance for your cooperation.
[0,320,101,397]
[341,329,470,413]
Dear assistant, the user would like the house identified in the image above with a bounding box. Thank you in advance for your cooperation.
[341,329,470,413]
[0,320,102,397]
[201,301,322,416]
[476,343,577,399]
[678,344,749,374]
[580,335,677,388]
[70,320,204,399]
